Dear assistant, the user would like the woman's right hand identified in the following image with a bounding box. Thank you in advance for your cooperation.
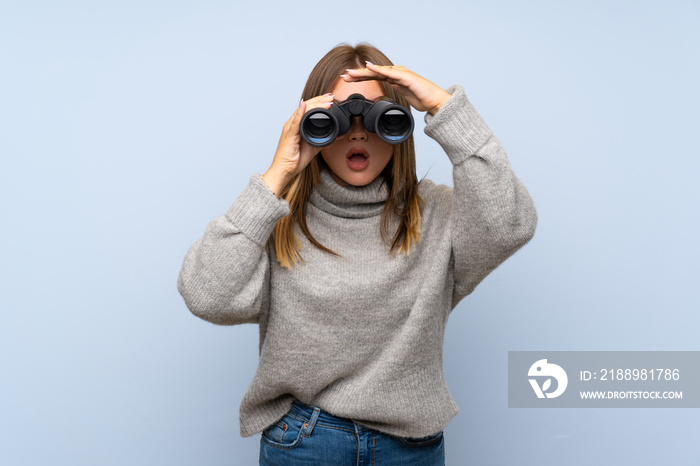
[262,93,335,197]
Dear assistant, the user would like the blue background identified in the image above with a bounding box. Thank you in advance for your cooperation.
[2,1,698,464]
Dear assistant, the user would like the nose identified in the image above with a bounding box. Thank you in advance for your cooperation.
[346,116,367,141]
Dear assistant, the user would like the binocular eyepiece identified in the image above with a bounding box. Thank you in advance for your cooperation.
[300,93,414,147]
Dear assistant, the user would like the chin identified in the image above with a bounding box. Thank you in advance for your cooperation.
[321,153,388,187]
[335,170,379,187]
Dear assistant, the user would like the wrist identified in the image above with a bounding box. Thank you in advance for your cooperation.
[427,90,452,116]
[262,166,292,198]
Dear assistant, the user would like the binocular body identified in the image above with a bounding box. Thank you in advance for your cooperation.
[300,93,414,147]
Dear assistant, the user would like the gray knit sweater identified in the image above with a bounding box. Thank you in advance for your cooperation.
[177,85,537,438]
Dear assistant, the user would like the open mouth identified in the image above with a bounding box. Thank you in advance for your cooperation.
[348,152,367,162]
[346,147,370,171]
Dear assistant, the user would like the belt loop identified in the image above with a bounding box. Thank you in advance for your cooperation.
[303,406,321,437]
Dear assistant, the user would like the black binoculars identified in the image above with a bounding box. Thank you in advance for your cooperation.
[300,93,414,147]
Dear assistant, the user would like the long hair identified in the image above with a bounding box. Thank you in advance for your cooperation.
[274,43,423,268]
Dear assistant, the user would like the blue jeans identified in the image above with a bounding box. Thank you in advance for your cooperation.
[259,400,445,465]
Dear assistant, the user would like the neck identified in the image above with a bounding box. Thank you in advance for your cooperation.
[309,166,388,219]
[327,168,350,187]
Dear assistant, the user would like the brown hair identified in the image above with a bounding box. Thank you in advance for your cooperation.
[274,43,423,268]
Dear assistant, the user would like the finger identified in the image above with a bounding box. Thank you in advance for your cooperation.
[340,68,382,82]
[283,99,307,135]
[294,98,307,120]
[305,99,334,112]
[363,62,414,86]
[301,93,335,112]
[341,66,409,88]
[306,93,335,104]
[299,139,320,161]
[287,94,335,135]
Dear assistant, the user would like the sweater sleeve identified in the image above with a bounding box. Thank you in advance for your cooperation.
[423,85,537,308]
[177,174,290,325]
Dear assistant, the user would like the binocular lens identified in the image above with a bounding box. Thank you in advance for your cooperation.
[304,113,335,145]
[300,94,413,147]
[377,109,412,141]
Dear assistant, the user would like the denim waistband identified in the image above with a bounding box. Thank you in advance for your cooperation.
[290,400,360,431]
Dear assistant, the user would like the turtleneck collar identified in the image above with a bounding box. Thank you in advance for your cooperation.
[309,167,388,219]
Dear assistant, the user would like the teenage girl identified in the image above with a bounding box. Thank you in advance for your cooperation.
[178,42,537,465]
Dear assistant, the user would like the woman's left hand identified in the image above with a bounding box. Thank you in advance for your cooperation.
[340,62,452,115]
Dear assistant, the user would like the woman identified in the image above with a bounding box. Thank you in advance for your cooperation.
[178,42,537,465]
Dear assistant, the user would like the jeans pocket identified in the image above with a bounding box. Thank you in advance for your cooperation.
[398,430,444,447]
[261,413,305,449]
